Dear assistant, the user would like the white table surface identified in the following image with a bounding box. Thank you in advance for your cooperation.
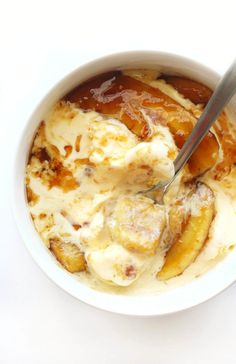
[1,1,236,363]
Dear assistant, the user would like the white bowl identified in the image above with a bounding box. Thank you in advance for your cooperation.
[13,51,236,316]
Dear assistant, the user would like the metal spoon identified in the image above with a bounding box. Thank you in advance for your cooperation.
[140,59,236,204]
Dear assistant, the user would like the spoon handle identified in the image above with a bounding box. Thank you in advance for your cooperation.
[174,59,236,176]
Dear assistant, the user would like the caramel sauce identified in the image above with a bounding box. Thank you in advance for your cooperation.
[73,224,81,231]
[74,158,94,166]
[48,159,79,192]
[33,147,51,163]
[125,265,136,278]
[39,213,47,219]
[64,145,72,158]
[26,186,39,205]
[64,72,219,177]
[75,135,82,152]
[30,145,78,192]
[47,144,61,160]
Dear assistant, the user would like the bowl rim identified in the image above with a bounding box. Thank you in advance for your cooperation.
[12,50,236,316]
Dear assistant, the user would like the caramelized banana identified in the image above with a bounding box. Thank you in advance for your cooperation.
[167,118,219,176]
[161,76,236,178]
[108,195,166,255]
[187,132,219,176]
[50,238,86,273]
[213,112,236,178]
[168,200,188,240]
[167,184,195,242]
[162,75,212,104]
[65,72,219,177]
[158,183,215,280]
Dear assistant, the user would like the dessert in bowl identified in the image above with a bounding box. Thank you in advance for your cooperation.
[14,52,236,315]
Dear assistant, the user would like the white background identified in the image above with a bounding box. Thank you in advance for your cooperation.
[1,1,236,363]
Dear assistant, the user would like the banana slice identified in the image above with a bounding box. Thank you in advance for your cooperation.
[168,201,187,240]
[108,195,166,255]
[87,244,147,286]
[167,184,195,241]
[50,238,86,273]
[158,183,215,280]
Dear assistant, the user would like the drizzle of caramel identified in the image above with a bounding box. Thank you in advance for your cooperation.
[125,265,136,278]
[48,159,79,192]
[75,135,82,152]
[64,72,219,177]
[74,158,94,167]
[33,147,51,163]
[47,144,60,159]
[39,213,47,219]
[26,186,39,205]
[64,145,72,158]
[73,224,81,231]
